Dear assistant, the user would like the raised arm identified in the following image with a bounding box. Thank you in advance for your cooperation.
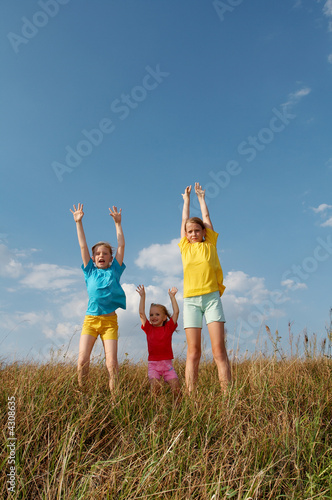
[136,285,147,326]
[195,182,213,230]
[109,206,125,266]
[70,203,91,267]
[168,287,179,324]
[181,185,192,238]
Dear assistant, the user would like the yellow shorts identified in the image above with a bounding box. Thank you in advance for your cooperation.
[81,314,118,341]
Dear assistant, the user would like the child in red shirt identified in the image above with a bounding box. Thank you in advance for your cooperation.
[136,285,181,399]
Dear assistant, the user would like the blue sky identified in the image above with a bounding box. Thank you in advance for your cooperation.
[1,0,332,364]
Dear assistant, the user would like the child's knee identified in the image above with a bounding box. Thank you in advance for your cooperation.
[187,347,201,362]
[212,348,228,364]
[106,360,118,375]
[77,356,90,369]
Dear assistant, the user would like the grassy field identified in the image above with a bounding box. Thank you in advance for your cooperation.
[1,335,332,499]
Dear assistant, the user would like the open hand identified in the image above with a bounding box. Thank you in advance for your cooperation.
[109,206,122,223]
[168,287,178,297]
[136,285,145,297]
[70,203,84,222]
[194,183,205,199]
[181,185,192,200]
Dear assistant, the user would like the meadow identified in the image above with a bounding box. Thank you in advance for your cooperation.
[1,331,332,500]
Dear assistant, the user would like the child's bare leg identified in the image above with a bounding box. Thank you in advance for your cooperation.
[167,378,182,403]
[150,378,162,396]
[103,339,119,393]
[185,328,202,393]
[208,321,231,392]
[77,334,96,391]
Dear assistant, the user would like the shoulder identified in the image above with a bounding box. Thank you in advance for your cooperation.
[111,258,126,275]
[205,227,219,245]
[81,258,95,274]
[178,236,189,251]
[165,317,177,332]
[142,320,153,333]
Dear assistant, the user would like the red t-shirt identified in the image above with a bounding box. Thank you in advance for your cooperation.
[141,318,177,361]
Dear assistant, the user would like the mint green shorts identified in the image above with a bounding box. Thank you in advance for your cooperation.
[183,291,225,329]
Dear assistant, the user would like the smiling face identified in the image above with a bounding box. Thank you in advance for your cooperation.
[185,221,206,244]
[92,245,112,269]
[149,305,167,327]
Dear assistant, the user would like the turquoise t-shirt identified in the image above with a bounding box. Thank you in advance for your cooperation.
[82,258,126,315]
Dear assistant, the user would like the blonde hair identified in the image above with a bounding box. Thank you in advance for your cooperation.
[150,303,171,326]
[91,241,113,257]
[185,217,205,231]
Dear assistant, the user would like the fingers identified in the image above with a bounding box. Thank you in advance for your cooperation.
[109,206,122,216]
[182,185,192,198]
[70,203,83,214]
[195,182,205,195]
[136,285,145,295]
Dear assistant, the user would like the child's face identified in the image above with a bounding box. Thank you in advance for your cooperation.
[149,305,167,327]
[185,222,206,243]
[92,245,112,269]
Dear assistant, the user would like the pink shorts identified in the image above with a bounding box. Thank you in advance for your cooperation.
[148,360,178,382]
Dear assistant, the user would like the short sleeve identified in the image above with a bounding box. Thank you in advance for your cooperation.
[178,236,189,253]
[110,258,126,279]
[165,318,177,334]
[205,228,218,246]
[81,258,94,276]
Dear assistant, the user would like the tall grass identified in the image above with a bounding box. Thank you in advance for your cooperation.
[1,334,332,499]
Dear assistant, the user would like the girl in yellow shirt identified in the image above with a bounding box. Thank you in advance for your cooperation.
[179,183,231,393]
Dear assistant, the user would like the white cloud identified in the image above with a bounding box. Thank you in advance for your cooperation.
[0,310,54,339]
[282,87,311,109]
[281,279,307,291]
[60,292,87,319]
[311,203,332,213]
[321,216,332,227]
[0,244,24,279]
[311,203,332,226]
[20,263,81,291]
[323,0,332,17]
[224,271,269,303]
[221,270,287,328]
[44,321,82,340]
[135,238,182,276]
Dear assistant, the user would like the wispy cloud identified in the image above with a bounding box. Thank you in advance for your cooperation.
[281,278,307,291]
[311,203,332,213]
[20,263,81,292]
[323,0,332,17]
[0,244,24,279]
[311,203,332,226]
[322,0,332,31]
[321,217,332,227]
[282,87,311,110]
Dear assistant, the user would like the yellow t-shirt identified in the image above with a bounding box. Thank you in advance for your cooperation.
[178,227,226,298]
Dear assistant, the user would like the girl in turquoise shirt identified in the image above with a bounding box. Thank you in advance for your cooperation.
[70,203,126,395]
